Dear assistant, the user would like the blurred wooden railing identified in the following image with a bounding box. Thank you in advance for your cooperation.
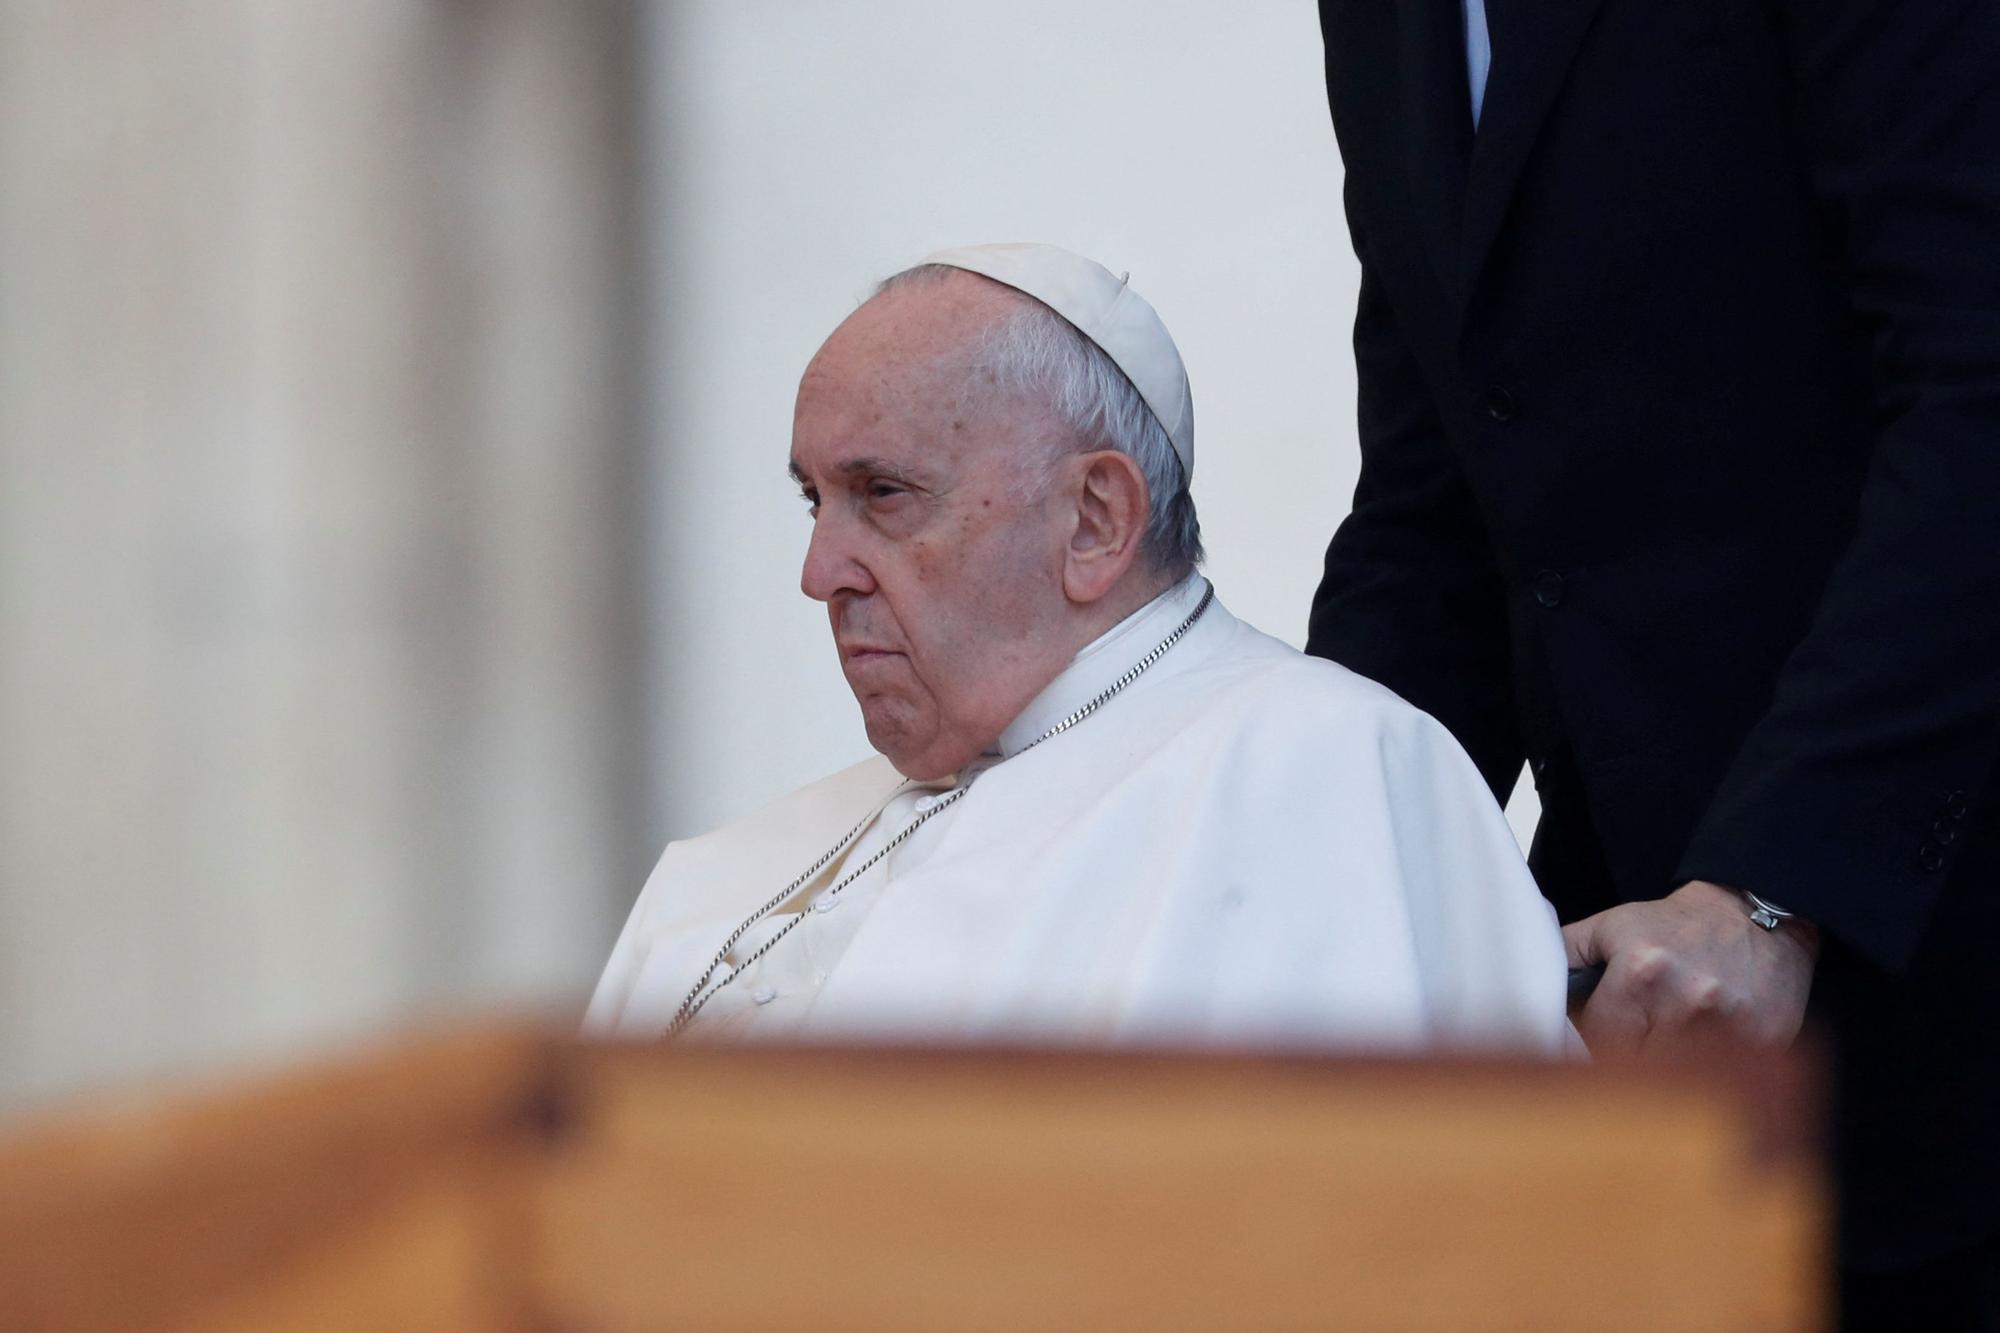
[0,1028,1826,1331]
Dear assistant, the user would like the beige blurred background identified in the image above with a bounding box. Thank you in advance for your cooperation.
[0,0,1538,1110]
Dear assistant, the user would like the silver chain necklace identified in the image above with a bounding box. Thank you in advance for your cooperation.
[665,583,1215,1038]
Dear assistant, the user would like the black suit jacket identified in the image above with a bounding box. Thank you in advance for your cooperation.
[1307,0,2000,1267]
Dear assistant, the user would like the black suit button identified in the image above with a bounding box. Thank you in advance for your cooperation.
[1934,820,1957,846]
[1485,386,1520,422]
[1532,570,1566,609]
[1919,844,1946,873]
[1946,791,1969,818]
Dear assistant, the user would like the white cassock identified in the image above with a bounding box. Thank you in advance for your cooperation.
[586,575,1570,1053]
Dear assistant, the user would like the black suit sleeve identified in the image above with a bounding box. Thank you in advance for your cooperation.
[1306,205,1525,804]
[1676,0,2000,974]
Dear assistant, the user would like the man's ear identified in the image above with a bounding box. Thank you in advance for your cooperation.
[1061,450,1150,604]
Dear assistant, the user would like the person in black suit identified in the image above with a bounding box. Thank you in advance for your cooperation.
[1304,0,2000,1323]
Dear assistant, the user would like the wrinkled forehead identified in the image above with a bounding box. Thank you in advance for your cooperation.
[790,277,1059,471]
[809,272,1024,390]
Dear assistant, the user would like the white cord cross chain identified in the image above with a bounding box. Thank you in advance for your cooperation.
[666,583,1214,1038]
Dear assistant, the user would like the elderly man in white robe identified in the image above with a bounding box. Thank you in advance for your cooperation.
[588,242,1568,1052]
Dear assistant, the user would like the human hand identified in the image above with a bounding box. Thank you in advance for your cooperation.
[1562,880,1818,1057]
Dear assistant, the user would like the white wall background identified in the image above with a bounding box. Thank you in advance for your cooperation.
[643,0,1539,849]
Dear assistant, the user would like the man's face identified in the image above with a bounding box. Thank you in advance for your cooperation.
[790,276,1079,780]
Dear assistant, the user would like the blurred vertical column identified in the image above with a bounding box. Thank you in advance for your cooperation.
[0,1,648,1104]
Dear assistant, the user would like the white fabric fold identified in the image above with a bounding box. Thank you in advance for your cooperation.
[584,582,1570,1055]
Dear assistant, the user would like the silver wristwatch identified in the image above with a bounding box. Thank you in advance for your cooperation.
[1741,889,1797,931]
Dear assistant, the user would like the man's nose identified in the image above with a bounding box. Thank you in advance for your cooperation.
[800,514,874,603]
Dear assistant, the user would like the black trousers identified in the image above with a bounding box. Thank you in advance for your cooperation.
[1841,1229,2000,1332]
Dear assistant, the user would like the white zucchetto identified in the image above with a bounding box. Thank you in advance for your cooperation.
[918,242,1195,482]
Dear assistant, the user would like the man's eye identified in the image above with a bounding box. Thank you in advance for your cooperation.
[867,481,907,501]
[798,487,819,512]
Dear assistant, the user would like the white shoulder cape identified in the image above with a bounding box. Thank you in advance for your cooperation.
[586,587,1571,1054]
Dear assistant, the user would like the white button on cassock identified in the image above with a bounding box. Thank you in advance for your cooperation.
[751,986,776,1005]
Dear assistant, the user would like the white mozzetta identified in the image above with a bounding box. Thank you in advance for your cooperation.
[586,578,1568,1053]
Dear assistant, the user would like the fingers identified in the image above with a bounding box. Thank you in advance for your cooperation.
[1576,939,1752,1059]
[1566,911,1642,1054]
[1635,958,1741,1060]
[1560,913,1607,970]
[1575,958,1651,1057]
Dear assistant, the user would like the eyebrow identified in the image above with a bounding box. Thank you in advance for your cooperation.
[787,456,926,486]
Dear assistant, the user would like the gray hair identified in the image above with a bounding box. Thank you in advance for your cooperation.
[875,264,1203,576]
